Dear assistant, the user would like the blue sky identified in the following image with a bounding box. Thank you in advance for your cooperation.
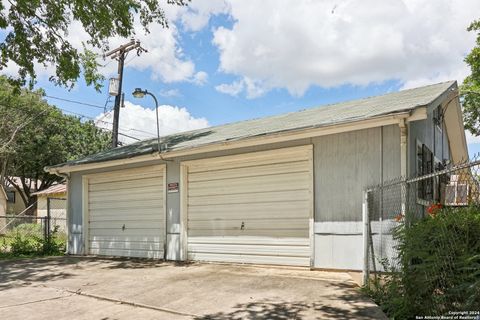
[4,0,480,155]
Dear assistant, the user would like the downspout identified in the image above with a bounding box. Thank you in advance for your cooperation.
[399,119,408,215]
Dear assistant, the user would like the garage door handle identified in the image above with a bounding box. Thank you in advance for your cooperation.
[122,224,126,231]
[240,222,245,230]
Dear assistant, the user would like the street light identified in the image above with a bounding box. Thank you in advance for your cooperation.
[132,88,161,153]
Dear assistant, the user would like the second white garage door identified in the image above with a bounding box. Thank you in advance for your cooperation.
[85,165,166,259]
[181,145,313,266]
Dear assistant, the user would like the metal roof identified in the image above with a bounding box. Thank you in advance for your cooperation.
[31,184,67,196]
[48,81,456,169]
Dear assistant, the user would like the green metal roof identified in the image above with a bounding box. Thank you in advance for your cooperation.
[48,80,456,170]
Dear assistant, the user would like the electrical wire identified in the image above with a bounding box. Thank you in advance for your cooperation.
[44,94,105,109]
[59,108,151,141]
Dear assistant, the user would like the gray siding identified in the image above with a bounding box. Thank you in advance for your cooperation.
[313,126,400,222]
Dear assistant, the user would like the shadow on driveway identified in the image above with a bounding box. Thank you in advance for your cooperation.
[0,256,172,291]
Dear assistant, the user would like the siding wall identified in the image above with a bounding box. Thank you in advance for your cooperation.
[66,125,401,270]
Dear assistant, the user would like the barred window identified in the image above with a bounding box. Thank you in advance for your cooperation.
[417,143,433,200]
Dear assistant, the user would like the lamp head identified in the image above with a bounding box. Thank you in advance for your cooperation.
[132,88,146,98]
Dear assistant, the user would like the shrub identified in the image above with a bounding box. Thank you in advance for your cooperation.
[365,206,480,318]
[7,223,43,255]
[1,223,66,257]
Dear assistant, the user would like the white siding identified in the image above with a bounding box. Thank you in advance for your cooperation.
[182,145,313,266]
[86,165,166,259]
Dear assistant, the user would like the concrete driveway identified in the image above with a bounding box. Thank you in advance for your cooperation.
[0,257,386,320]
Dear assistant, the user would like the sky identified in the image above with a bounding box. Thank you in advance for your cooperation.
[3,0,480,155]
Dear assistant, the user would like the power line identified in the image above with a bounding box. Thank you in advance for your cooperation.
[59,108,147,141]
[44,95,105,109]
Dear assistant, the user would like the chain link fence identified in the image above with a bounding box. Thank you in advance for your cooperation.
[364,156,480,315]
[0,197,67,256]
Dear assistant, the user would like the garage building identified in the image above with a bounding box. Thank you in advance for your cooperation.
[46,81,468,270]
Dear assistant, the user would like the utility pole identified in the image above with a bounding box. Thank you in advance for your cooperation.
[105,39,147,148]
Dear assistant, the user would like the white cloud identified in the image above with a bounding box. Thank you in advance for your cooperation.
[215,80,244,96]
[95,101,209,144]
[215,78,267,98]
[212,0,480,97]
[192,71,208,85]
[160,89,181,98]
[180,0,230,32]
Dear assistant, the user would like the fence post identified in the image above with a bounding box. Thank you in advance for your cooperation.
[46,198,51,243]
[362,189,370,287]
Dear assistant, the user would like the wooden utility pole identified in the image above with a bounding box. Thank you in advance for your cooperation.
[105,39,146,148]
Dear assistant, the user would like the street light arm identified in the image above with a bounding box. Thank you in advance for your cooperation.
[131,88,161,154]
[145,91,161,154]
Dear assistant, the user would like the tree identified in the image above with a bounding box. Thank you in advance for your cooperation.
[462,19,480,136]
[0,76,111,213]
[0,0,189,90]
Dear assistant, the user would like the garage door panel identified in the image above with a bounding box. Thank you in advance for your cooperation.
[188,219,309,231]
[188,161,310,183]
[89,185,163,199]
[188,201,310,218]
[90,220,164,229]
[90,235,163,243]
[89,248,163,259]
[188,243,310,256]
[87,165,165,259]
[88,208,162,217]
[89,188,163,202]
[188,172,310,197]
[89,170,163,184]
[189,228,308,238]
[90,228,164,237]
[187,252,310,266]
[89,240,163,251]
[90,214,164,222]
[89,178,163,192]
[187,146,312,173]
[188,190,309,206]
[89,199,163,210]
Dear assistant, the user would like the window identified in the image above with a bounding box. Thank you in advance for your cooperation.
[416,142,433,201]
[6,191,15,203]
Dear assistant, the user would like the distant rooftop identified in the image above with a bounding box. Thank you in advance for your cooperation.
[32,184,66,196]
[48,81,457,170]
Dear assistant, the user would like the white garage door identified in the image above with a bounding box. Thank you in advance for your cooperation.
[182,145,313,266]
[86,165,166,259]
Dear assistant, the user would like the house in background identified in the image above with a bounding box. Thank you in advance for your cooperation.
[32,184,67,232]
[3,177,38,216]
[46,81,467,270]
